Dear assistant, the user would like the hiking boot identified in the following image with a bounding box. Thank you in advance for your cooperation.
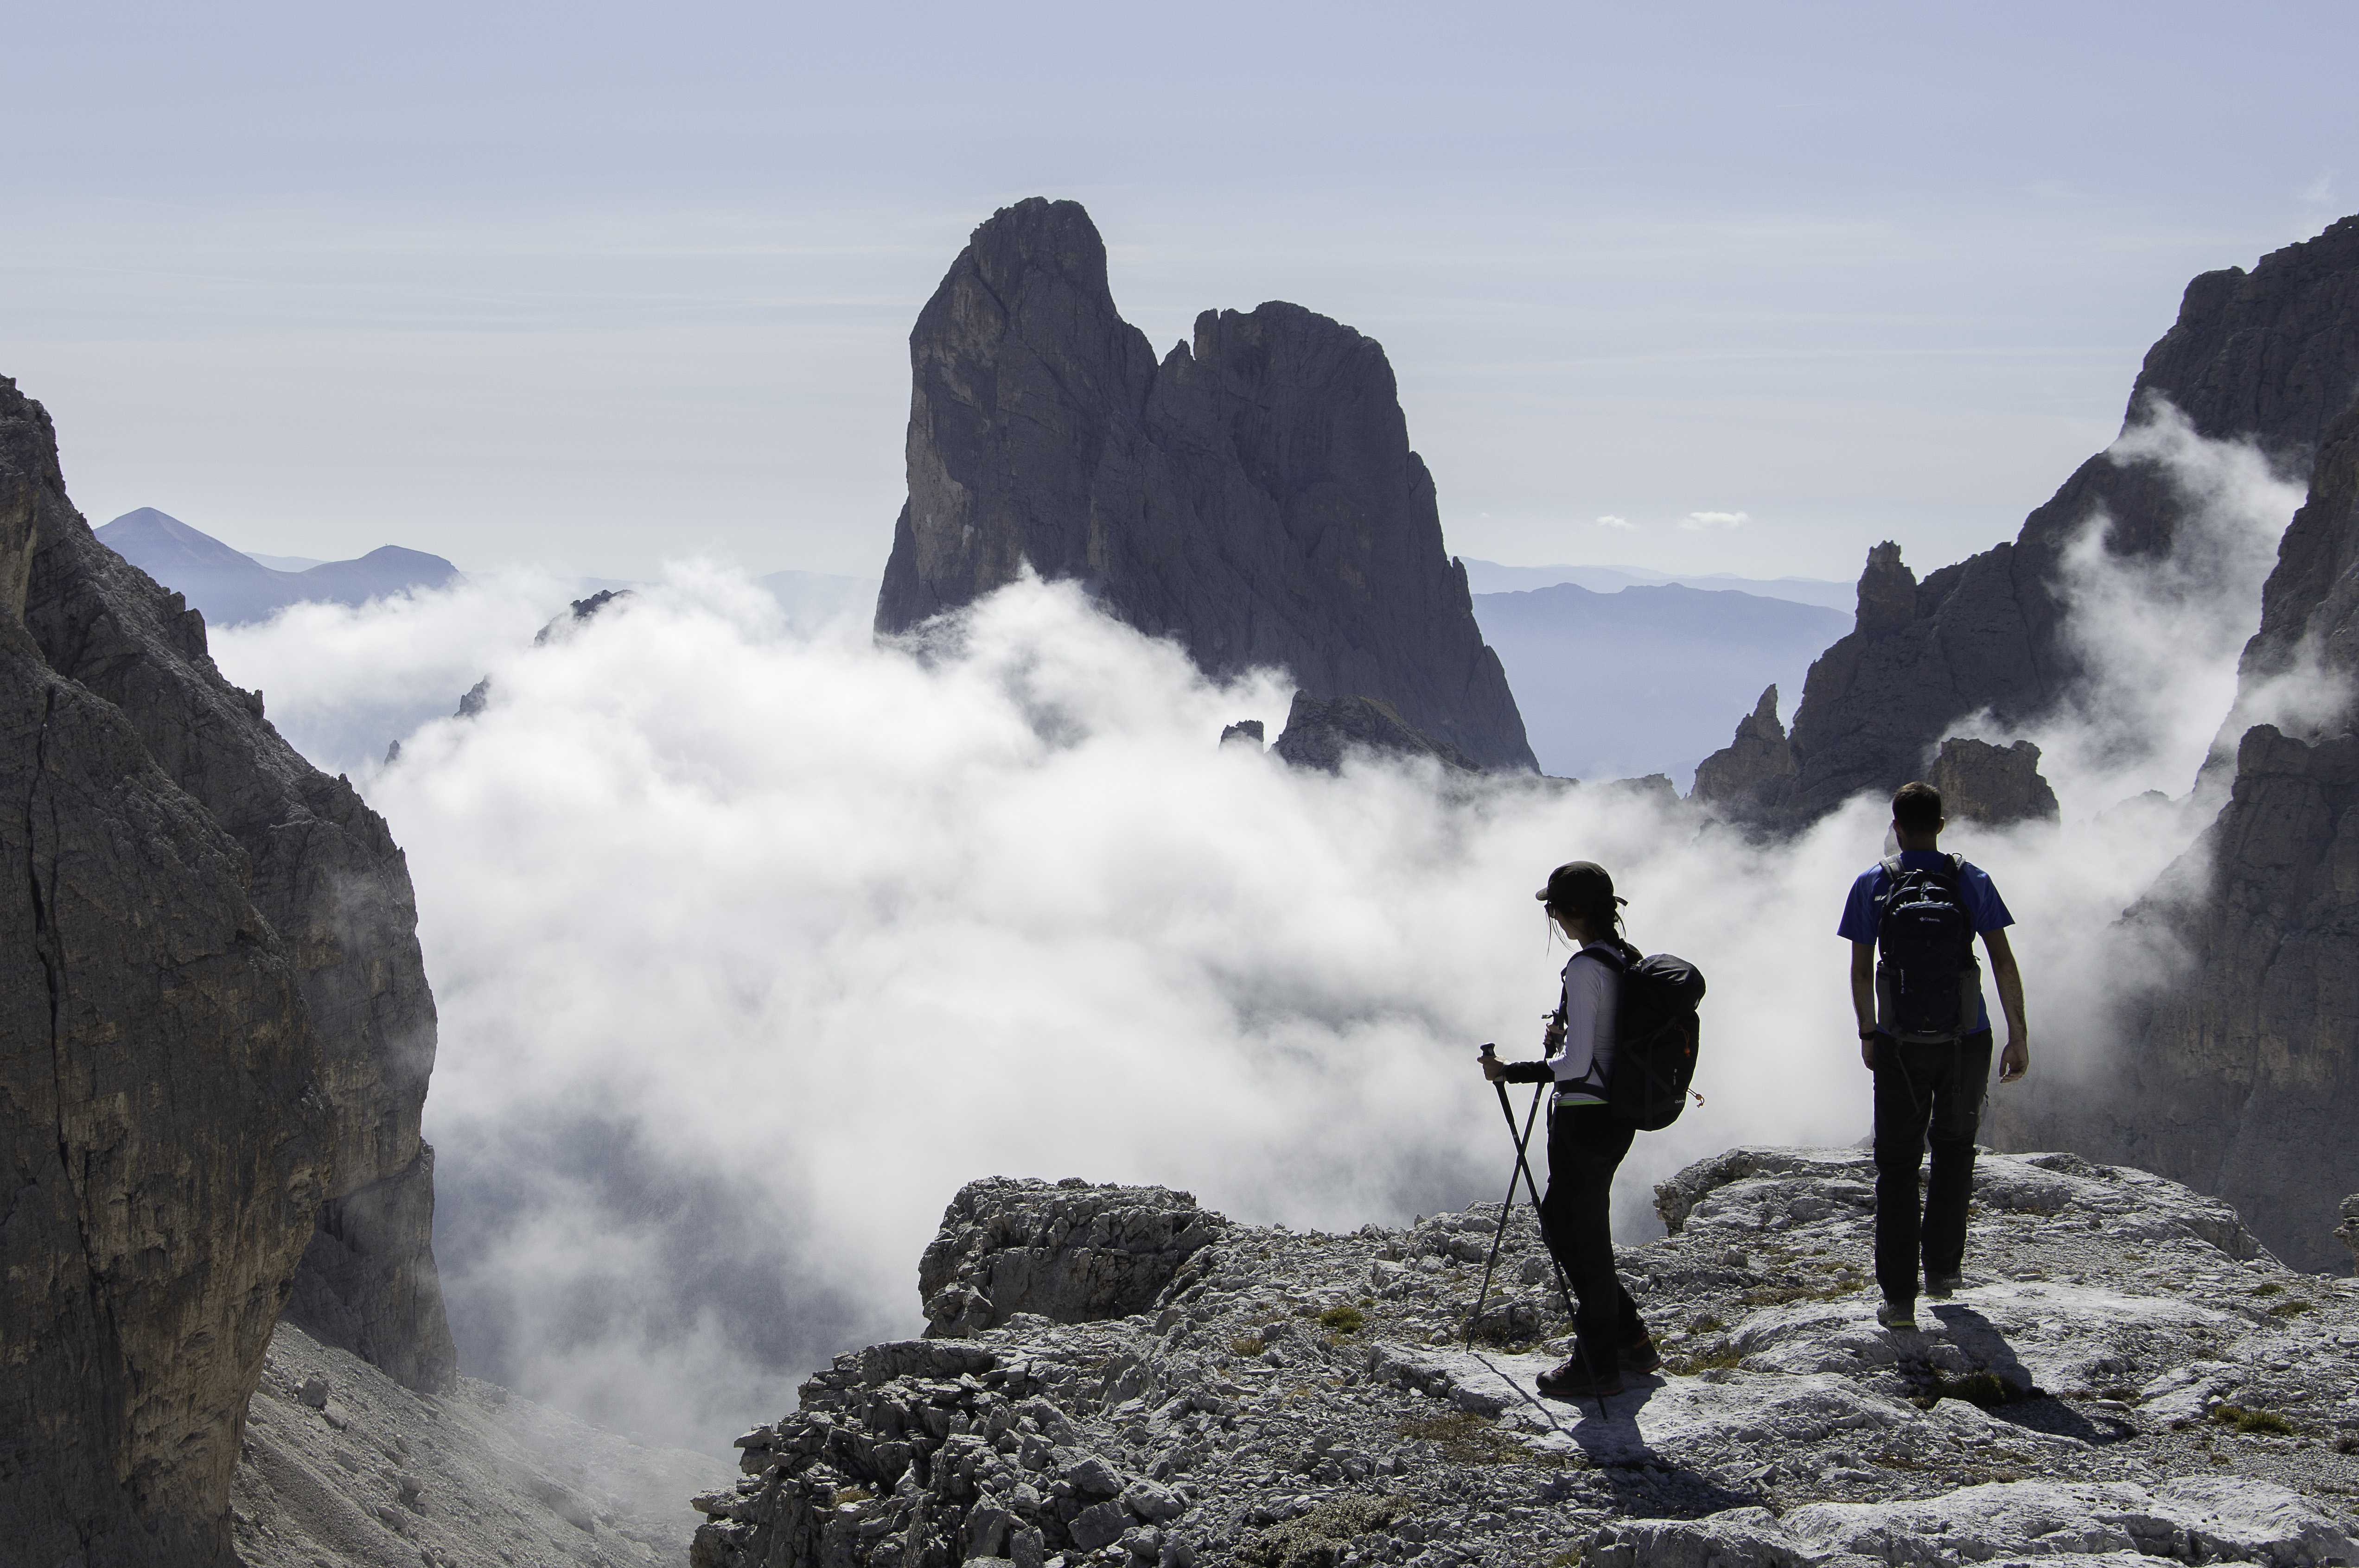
[1876,1299,1919,1333]
[1924,1271,1963,1300]
[1536,1355,1624,1402]
[1620,1329,1662,1375]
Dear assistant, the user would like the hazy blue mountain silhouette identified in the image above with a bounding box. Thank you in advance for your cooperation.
[93,508,459,626]
[1473,581,1847,784]
[1459,558,1854,611]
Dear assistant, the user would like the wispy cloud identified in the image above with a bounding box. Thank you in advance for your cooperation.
[1679,510,1749,531]
[2298,171,2338,205]
[1595,514,1636,530]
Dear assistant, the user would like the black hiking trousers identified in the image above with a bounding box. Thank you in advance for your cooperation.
[1872,1030,1993,1305]
[1539,1101,1641,1375]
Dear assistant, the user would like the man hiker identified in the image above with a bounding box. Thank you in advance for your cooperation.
[1841,781,2029,1332]
[1479,860,1659,1400]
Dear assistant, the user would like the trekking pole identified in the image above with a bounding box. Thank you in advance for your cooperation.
[1496,1086,1581,1331]
[1466,1046,1544,1348]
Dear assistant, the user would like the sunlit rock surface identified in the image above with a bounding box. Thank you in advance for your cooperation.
[1696,217,2359,827]
[873,197,1536,772]
[233,1321,732,1568]
[691,1150,2359,1568]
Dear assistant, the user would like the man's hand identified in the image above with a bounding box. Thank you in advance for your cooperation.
[1541,1013,1566,1053]
[1998,1037,2030,1083]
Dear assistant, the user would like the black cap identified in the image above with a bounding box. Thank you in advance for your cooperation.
[1536,861,1627,911]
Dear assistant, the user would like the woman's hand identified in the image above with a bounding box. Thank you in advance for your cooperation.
[1479,1044,1507,1082]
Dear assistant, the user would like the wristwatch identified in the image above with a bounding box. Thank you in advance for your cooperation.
[1858,1028,1880,1039]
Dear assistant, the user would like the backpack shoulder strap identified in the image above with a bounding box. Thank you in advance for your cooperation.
[1575,942,1628,973]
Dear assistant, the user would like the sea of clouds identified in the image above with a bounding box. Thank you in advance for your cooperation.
[208,410,2319,1457]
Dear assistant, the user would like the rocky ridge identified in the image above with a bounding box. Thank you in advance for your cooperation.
[1,373,453,1561]
[872,198,1535,772]
[692,1156,2359,1568]
[1991,397,2359,1270]
[1694,218,2359,826]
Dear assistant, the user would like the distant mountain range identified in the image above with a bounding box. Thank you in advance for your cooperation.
[1470,580,1849,783]
[93,508,461,626]
[1457,557,1853,610]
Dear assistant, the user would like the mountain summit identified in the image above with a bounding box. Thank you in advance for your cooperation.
[875,198,1536,772]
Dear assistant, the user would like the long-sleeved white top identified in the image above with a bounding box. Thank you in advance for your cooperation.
[1546,941,1622,1102]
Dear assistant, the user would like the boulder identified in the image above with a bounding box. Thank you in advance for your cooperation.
[873,198,1535,772]
[916,1176,1227,1337]
[1924,736,2061,826]
[1269,692,1479,774]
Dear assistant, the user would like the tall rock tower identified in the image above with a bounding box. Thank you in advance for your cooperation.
[875,198,1537,772]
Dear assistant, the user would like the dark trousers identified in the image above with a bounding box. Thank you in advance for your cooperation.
[1871,1030,1993,1304]
[1538,1102,1639,1373]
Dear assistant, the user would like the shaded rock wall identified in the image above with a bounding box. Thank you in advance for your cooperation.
[874,197,1536,772]
[0,374,452,1558]
[1924,737,2059,827]
[1696,218,2359,825]
[23,404,454,1389]
[1991,406,2359,1270]
[1268,692,1478,774]
[0,381,332,1563]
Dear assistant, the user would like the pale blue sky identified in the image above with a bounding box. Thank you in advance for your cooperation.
[4,2,2351,580]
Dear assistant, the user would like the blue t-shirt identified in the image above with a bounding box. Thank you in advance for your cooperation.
[1838,851,2013,1033]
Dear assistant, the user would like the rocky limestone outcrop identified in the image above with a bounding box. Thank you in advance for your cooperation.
[0,374,451,1560]
[1925,737,2061,826]
[873,198,1535,772]
[1687,685,1797,820]
[2340,1196,2359,1270]
[1269,693,1480,775]
[692,1151,2359,1568]
[1696,217,2359,827]
[1218,719,1265,749]
[918,1178,1229,1339]
[1989,401,2359,1271]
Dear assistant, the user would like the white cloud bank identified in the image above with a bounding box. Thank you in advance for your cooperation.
[207,425,2299,1451]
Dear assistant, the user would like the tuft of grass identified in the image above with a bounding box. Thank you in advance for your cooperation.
[2212,1404,2295,1436]
[2267,1299,2314,1318]
[1318,1305,1366,1334]
[1396,1410,1564,1469]
[1912,1369,2039,1410]
[1667,1342,1743,1375]
[1547,1550,1585,1568]
[831,1485,874,1506]
[2248,1281,2284,1296]
[1689,1313,1724,1334]
[1230,1334,1266,1357]
[1237,1495,1408,1568]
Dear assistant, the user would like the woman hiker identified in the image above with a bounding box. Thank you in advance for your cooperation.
[1479,860,1659,1401]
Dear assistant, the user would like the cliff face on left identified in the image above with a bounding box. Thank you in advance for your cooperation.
[0,375,453,1564]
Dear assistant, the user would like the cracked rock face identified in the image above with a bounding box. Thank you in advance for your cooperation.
[919,1177,1229,1339]
[0,374,452,1561]
[694,1150,2359,1568]
[873,197,1535,773]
